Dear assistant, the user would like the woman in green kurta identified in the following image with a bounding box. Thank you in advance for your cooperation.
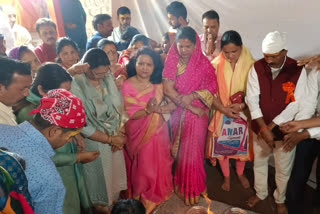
[70,48,127,213]
[15,63,99,214]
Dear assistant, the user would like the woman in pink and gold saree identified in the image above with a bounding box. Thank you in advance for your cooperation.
[162,26,218,205]
[121,48,174,214]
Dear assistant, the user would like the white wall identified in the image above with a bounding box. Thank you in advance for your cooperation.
[111,0,320,59]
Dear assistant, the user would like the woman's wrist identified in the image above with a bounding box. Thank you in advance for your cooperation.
[76,153,81,163]
[106,135,112,145]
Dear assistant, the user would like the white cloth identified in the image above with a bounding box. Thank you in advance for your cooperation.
[262,31,287,54]
[12,24,33,47]
[108,27,122,43]
[0,11,15,53]
[300,69,320,138]
[0,101,17,125]
[245,59,307,125]
[253,133,296,203]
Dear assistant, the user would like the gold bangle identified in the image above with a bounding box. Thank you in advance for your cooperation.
[110,136,113,145]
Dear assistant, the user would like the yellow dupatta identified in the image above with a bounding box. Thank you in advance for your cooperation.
[208,45,255,137]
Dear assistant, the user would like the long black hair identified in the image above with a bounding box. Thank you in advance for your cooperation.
[127,47,163,84]
[82,48,110,69]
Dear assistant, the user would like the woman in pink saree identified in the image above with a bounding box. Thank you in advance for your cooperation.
[162,26,218,205]
[121,48,174,213]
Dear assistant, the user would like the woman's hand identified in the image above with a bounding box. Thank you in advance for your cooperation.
[187,105,205,118]
[68,62,90,76]
[111,135,126,149]
[115,75,126,89]
[222,106,240,118]
[228,103,242,114]
[73,134,86,152]
[280,121,302,133]
[146,97,159,113]
[179,93,195,108]
[77,151,100,163]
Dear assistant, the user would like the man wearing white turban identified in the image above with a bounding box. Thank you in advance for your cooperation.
[245,31,308,214]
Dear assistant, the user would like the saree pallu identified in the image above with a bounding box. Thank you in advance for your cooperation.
[207,46,255,164]
[121,82,173,210]
[163,34,217,198]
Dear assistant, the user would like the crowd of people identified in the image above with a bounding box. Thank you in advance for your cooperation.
[0,1,320,214]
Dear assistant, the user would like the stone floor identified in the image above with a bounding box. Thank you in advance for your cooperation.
[153,194,259,214]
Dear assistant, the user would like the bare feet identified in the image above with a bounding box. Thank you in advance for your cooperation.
[247,195,261,208]
[221,176,230,191]
[184,197,190,206]
[238,174,250,189]
[276,203,288,214]
[195,196,200,204]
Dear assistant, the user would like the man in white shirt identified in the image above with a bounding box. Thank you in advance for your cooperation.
[199,10,222,61]
[108,6,131,43]
[0,7,15,53]
[5,5,33,47]
[245,31,307,214]
[0,57,32,125]
[280,67,320,214]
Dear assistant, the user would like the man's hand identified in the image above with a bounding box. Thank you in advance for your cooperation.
[280,121,302,133]
[297,54,320,70]
[77,151,100,163]
[260,129,275,148]
[282,131,309,152]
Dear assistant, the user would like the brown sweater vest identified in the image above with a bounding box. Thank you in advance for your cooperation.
[251,57,303,133]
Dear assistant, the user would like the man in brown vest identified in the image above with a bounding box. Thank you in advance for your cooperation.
[245,31,307,214]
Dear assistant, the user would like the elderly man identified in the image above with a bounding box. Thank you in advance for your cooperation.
[0,89,86,214]
[5,5,33,47]
[199,10,221,61]
[246,31,307,214]
[34,18,58,63]
[86,14,113,51]
[0,57,32,125]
